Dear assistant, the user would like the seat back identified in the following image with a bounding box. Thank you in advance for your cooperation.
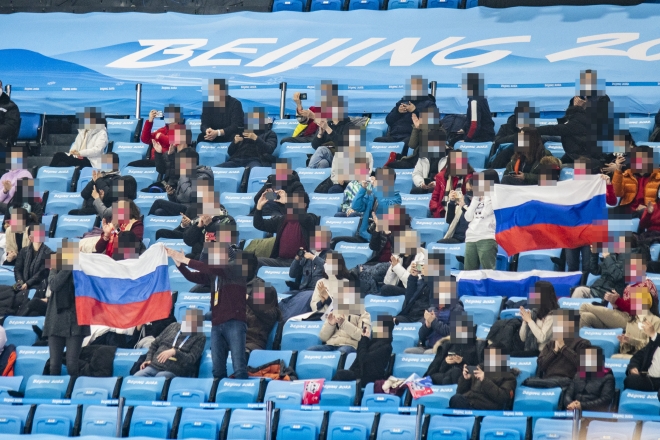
[36,166,75,193]
[220,191,256,216]
[297,168,332,194]
[279,143,315,170]
[310,0,343,10]
[426,242,466,270]
[277,409,325,439]
[509,357,537,385]
[336,241,373,269]
[45,191,84,216]
[15,346,50,392]
[25,374,71,399]
[586,420,636,440]
[71,376,120,401]
[256,266,294,294]
[186,118,202,140]
[366,141,405,168]
[411,218,449,244]
[427,415,475,440]
[605,357,629,391]
[246,167,273,193]
[517,248,562,272]
[296,350,341,380]
[120,376,167,401]
[392,322,423,353]
[281,320,323,351]
[640,421,660,440]
[579,327,623,358]
[215,378,262,404]
[532,418,572,440]
[212,167,245,193]
[113,141,148,169]
[513,386,561,411]
[272,119,300,141]
[454,141,492,169]
[196,142,230,167]
[174,292,211,321]
[461,296,503,326]
[80,405,120,436]
[272,0,306,11]
[122,166,158,188]
[3,316,44,347]
[169,265,196,294]
[17,112,43,142]
[134,193,168,213]
[129,405,178,438]
[54,214,96,238]
[308,193,343,218]
[248,349,294,368]
[618,389,660,415]
[327,410,375,439]
[320,381,357,407]
[0,376,24,400]
[321,216,360,238]
[361,382,401,410]
[235,215,267,241]
[392,353,434,378]
[264,380,304,405]
[143,214,182,244]
[113,348,148,377]
[77,167,94,191]
[0,404,32,434]
[32,404,79,436]
[227,408,268,439]
[167,377,215,403]
[480,416,527,440]
[107,119,139,144]
[364,294,406,318]
[178,408,227,440]
[377,413,417,438]
[413,384,458,409]
[400,193,432,218]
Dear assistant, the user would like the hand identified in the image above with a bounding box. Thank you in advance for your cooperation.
[5,251,17,261]
[102,220,115,237]
[362,326,371,338]
[555,339,565,351]
[424,310,435,327]
[463,364,471,380]
[304,251,315,260]
[149,110,158,122]
[140,361,151,370]
[91,188,100,199]
[257,192,268,210]
[567,401,581,410]
[346,208,355,216]
[152,140,163,154]
[452,355,463,364]
[512,172,524,180]
[637,204,647,211]
[275,190,287,205]
[70,150,79,157]
[234,134,244,144]
[457,129,464,134]
[156,348,176,364]
[317,119,327,132]
[318,281,329,300]
[361,180,370,189]
[19,283,27,291]
[293,92,301,103]
[398,103,407,114]
[180,213,191,228]
[198,214,213,227]
[165,185,175,195]
[642,319,656,338]
[617,334,630,344]
[168,144,177,155]
[166,247,189,266]
[336,315,345,326]
[630,367,640,375]
[204,128,219,141]
[427,180,436,189]
[243,132,258,141]
[473,366,485,382]
[390,255,399,267]
[519,307,532,323]
[457,194,466,208]
[604,290,620,305]
[411,113,420,129]
[2,180,11,192]
[648,202,655,214]
[600,174,611,185]
[409,265,419,277]
[404,102,416,113]
[449,190,457,201]
[327,312,337,326]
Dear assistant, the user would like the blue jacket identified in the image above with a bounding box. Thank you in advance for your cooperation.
[288,249,328,291]
[351,187,402,241]
[419,301,465,348]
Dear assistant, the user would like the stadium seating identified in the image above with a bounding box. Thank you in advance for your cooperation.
[272,119,299,140]
[113,142,149,170]
[297,168,332,194]
[513,386,562,411]
[344,352,357,369]
[277,409,326,439]
[335,241,373,269]
[248,349,294,369]
[113,348,148,377]
[107,119,139,143]
[361,382,403,410]
[308,193,343,218]
[558,297,599,310]
[426,415,475,440]
[134,192,168,214]
[392,353,434,378]
[579,327,622,358]
[0,405,32,434]
[226,408,269,439]
[626,115,655,143]
[376,413,417,437]
[640,421,660,440]
[156,238,192,261]
[559,167,574,181]
[367,141,405,168]
[480,416,527,440]
[246,167,272,193]
[235,215,267,241]
[14,346,51,392]
[321,216,360,238]
[392,322,423,353]
[279,142,314,169]
[0,376,23,400]
[411,217,449,244]
[476,324,491,340]
[394,169,414,193]
[122,166,158,188]
[320,381,357,407]
[32,404,80,436]
[327,411,376,440]
[586,420,636,440]
[168,377,215,403]
[36,166,75,193]
[128,405,178,438]
[412,384,458,409]
[296,350,341,380]
[455,141,492,168]
[427,242,465,270]
[54,214,96,238]
[257,266,294,294]
[264,380,305,405]
[426,0,460,7]
[518,248,562,272]
[45,191,83,215]
[70,376,120,401]
[401,193,432,218]
[169,266,196,293]
[24,375,71,399]
[143,215,182,244]
[174,292,211,321]
[79,405,120,437]
[120,376,167,401]
[186,118,202,140]
[178,408,227,440]
[533,418,572,440]
[510,357,537,385]
[196,142,230,167]
[212,167,245,193]
[461,296,503,326]
[16,112,44,147]
[544,141,565,158]
[3,316,44,347]
[215,378,263,404]
[365,294,405,318]
[220,192,256,217]
[618,389,660,415]
[605,357,629,391]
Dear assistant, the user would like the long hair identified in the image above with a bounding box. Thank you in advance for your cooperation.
[534,281,559,320]
[514,128,546,164]
[323,250,352,280]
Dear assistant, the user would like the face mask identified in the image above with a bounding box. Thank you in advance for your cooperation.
[324,263,333,275]
[297,115,308,124]
[181,321,193,334]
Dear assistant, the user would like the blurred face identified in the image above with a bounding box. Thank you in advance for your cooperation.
[100,154,117,172]
[631,150,654,174]
[625,256,646,283]
[334,279,362,316]
[324,254,338,277]
[630,288,651,316]
[177,155,195,177]
[375,169,395,196]
[579,347,602,374]
[47,239,79,270]
[311,228,331,252]
[246,110,266,131]
[372,317,393,339]
[9,150,24,171]
[163,105,182,124]
[484,347,509,373]
[207,81,227,106]
[553,312,577,340]
[451,313,474,344]
[448,151,469,177]
[286,193,307,219]
[407,76,426,99]
[169,126,189,148]
[9,210,26,230]
[472,173,494,197]
[515,132,532,157]
[275,161,292,184]
[393,229,419,255]
[251,282,268,306]
[76,107,104,130]
[182,310,204,334]
[29,225,46,244]
[114,200,131,223]
[434,278,456,308]
[207,243,229,267]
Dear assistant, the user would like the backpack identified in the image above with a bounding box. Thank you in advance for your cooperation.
[441,114,467,133]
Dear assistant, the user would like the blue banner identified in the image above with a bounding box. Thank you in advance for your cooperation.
[2,5,660,116]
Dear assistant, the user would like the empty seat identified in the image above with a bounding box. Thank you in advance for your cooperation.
[367,141,405,168]
[0,268,16,286]
[327,411,375,440]
[113,348,148,377]
[365,294,405,318]
[272,119,300,140]
[0,376,23,400]
[220,192,256,216]
[626,116,655,143]
[0,405,32,434]
[71,376,120,401]
[25,374,71,399]
[277,409,325,439]
[120,376,167,401]
[455,141,492,169]
[169,265,196,293]
[321,216,360,238]
[168,377,215,404]
[3,316,44,347]
[586,420,636,440]
[297,168,332,194]
[174,293,211,321]
[235,215,267,242]
[257,266,294,294]
[619,389,660,415]
[264,380,304,405]
[16,112,44,145]
[361,382,402,410]
[509,357,537,385]
[45,191,83,216]
[129,405,178,438]
[401,193,432,218]
[476,324,491,340]
[215,378,262,404]
[32,404,80,436]
[533,418,572,440]
[80,405,120,436]
[320,381,357,407]
[344,352,357,370]
[640,421,660,440]
[279,143,315,170]
[107,119,139,144]
[76,167,94,192]
[365,117,387,141]
[336,241,373,269]
[544,141,565,159]
[246,167,272,193]
[143,215,182,244]
[134,193,169,214]
[157,238,192,259]
[559,167,574,181]
[310,0,343,9]
[178,408,227,440]
[186,118,202,140]
[227,408,269,439]
[36,166,75,193]
[113,141,149,170]
[605,357,629,391]
[377,413,417,437]
[426,0,459,6]
[308,193,343,218]
[412,384,457,409]
[248,349,294,369]
[513,386,561,411]
[122,166,158,188]
[499,308,521,320]
[392,322,423,353]
[480,416,527,440]
[296,350,341,380]
[461,296,503,326]
[411,218,449,244]
[14,346,50,392]
[281,320,323,351]
[197,142,230,167]
[212,167,245,193]
[558,297,599,310]
[427,415,475,440]
[394,169,414,193]
[579,327,622,358]
[518,248,562,272]
[54,214,96,238]
[392,353,435,378]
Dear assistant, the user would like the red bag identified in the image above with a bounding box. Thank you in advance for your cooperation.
[302,379,324,405]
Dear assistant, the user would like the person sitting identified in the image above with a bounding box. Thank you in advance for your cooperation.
[309,95,352,169]
[129,105,182,168]
[429,150,474,219]
[564,346,615,412]
[14,224,51,296]
[353,168,402,242]
[501,128,553,185]
[637,194,660,252]
[3,208,38,266]
[453,73,495,145]
[155,124,199,188]
[69,153,120,216]
[395,259,430,324]
[95,200,144,258]
[463,170,499,270]
[136,308,206,378]
[149,147,198,217]
[616,288,660,358]
[279,92,319,144]
[623,318,660,392]
[572,240,627,299]
[246,276,281,353]
[198,79,244,144]
[218,107,277,169]
[0,79,20,145]
[517,281,558,357]
[335,155,373,216]
[309,251,354,315]
[50,107,107,169]
[0,147,33,215]
[252,160,306,217]
[324,133,374,194]
[534,96,591,164]
[610,145,660,216]
[288,226,331,294]
[437,184,472,244]
[449,345,517,410]
[410,121,447,194]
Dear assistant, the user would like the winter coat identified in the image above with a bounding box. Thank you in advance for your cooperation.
[486,318,524,354]
[461,97,495,142]
[538,338,592,379]
[639,203,660,233]
[444,199,470,243]
[319,312,371,349]
[252,171,306,217]
[200,96,245,141]
[419,302,465,349]
[145,322,206,377]
[612,169,660,208]
[352,187,402,241]
[412,157,443,189]
[289,250,328,291]
[70,128,108,169]
[0,285,23,317]
[80,171,119,210]
[0,92,20,142]
[349,336,393,384]
[43,270,90,338]
[588,253,626,299]
[141,119,171,158]
[620,315,660,356]
[226,130,278,164]
[168,175,194,205]
[311,118,353,149]
[627,332,660,374]
[563,372,615,412]
[396,275,430,323]
[429,169,472,219]
[331,152,374,186]
[536,106,590,161]
[4,226,30,262]
[456,369,517,410]
[0,169,34,204]
[156,147,200,187]
[385,95,439,141]
[503,150,554,185]
[490,114,518,159]
[14,244,51,291]
[424,341,479,385]
[245,280,280,352]
[519,314,553,352]
[253,210,319,259]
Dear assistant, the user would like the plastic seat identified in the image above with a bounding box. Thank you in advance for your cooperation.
[14,346,50,392]
[480,416,527,440]
[401,193,432,218]
[122,166,158,189]
[168,377,215,403]
[169,266,196,294]
[361,382,402,410]
[54,214,96,238]
[513,386,561,411]
[461,296,503,326]
[3,316,44,347]
[412,384,457,409]
[0,268,16,286]
[71,376,120,401]
[465,0,478,8]
[36,166,75,193]
[186,118,202,140]
[235,215,267,242]
[196,142,230,167]
[297,168,332,194]
[246,167,273,193]
[619,389,660,415]
[281,320,323,351]
[609,218,640,234]
[220,192,256,217]
[377,413,417,437]
[336,241,372,269]
[365,294,405,318]
[392,322,423,353]
[559,167,574,181]
[320,381,357,407]
[32,404,80,436]
[640,421,660,440]
[120,376,167,401]
[393,169,414,194]
[157,238,192,260]
[0,376,23,400]
[107,119,139,143]
[388,0,419,8]
[112,348,148,377]
[310,0,343,9]
[626,116,655,144]
[227,408,268,439]
[25,374,71,399]
[605,357,629,391]
[476,324,491,340]
[257,266,294,294]
[365,117,387,141]
[392,353,435,378]
[174,292,212,321]
[134,193,168,214]
[321,216,360,238]
[80,405,121,436]
[215,378,262,404]
[45,191,83,216]
[178,408,227,440]
[113,141,148,170]
[454,141,492,169]
[279,143,315,170]
[308,193,343,218]
[272,119,300,141]
[277,409,325,439]
[344,352,357,370]
[517,248,562,272]
[411,218,449,244]
[533,418,572,440]
[75,167,94,192]
[558,297,599,310]
[586,420,636,440]
[248,349,294,369]
[579,327,622,358]
[426,0,459,6]
[544,142,565,159]
[327,410,375,439]
[264,380,304,405]
[129,405,178,438]
[499,308,521,320]
[296,350,341,380]
[509,357,537,385]
[212,167,245,193]
[143,215,182,244]
[16,112,43,144]
[427,415,475,440]
[0,405,32,434]
[366,141,405,168]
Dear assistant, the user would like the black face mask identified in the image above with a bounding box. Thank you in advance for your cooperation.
[297,115,309,124]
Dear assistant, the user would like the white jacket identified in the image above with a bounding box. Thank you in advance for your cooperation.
[71,127,108,169]
[412,156,445,188]
[331,151,374,184]
[464,196,496,242]
[383,249,427,288]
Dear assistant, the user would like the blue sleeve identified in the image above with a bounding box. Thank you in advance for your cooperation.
[351,187,369,212]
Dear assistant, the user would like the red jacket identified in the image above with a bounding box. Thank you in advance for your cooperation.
[615,279,657,314]
[429,169,472,218]
[605,183,617,207]
[639,202,660,233]
[141,120,171,160]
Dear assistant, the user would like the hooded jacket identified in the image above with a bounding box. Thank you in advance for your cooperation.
[385,95,439,141]
[0,91,20,142]
[226,130,278,164]
[564,371,615,412]
[245,280,281,351]
[200,96,245,141]
[70,127,108,169]
[456,369,517,410]
[535,106,590,161]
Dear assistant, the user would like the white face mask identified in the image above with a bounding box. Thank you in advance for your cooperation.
[181,321,193,334]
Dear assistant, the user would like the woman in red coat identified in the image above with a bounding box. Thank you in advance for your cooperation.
[429,150,474,218]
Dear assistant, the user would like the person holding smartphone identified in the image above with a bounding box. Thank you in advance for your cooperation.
[279,92,320,145]
[217,107,278,169]
[501,128,553,186]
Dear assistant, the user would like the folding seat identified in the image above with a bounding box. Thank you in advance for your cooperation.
[344,352,357,369]
[297,168,332,194]
[199,350,216,378]
[586,420,636,440]
[320,381,357,407]
[308,193,343,218]
[392,353,435,378]
[509,357,537,385]
[626,115,655,144]
[156,237,192,259]
[640,421,660,440]
[476,324,491,340]
[321,216,360,238]
[618,389,660,415]
[426,415,475,440]
[0,268,16,286]
[235,215,267,242]
[122,166,158,188]
[76,167,94,192]
[143,214,182,244]
[310,0,343,10]
[168,377,215,404]
[178,408,228,440]
[558,297,599,310]
[392,322,422,353]
[3,316,44,347]
[411,384,457,409]
[264,380,304,405]
[276,409,326,439]
[605,357,629,391]
[426,0,459,7]
[480,416,527,440]
[327,411,376,439]
[32,404,80,436]
[16,112,44,146]
[215,378,263,404]
[517,248,562,272]
[112,348,148,377]
[361,382,402,410]
[169,265,196,294]
[186,118,202,141]
[212,167,245,193]
[401,193,432,218]
[365,294,405,318]
[128,405,178,438]
[394,169,414,194]
[335,241,373,269]
[364,117,387,141]
[14,346,50,392]
[377,413,417,437]
[650,243,660,261]
[226,408,269,439]
[174,292,212,321]
[113,141,148,170]
[35,166,74,194]
[0,376,23,400]
[54,214,96,238]
[411,218,448,245]
[120,376,167,401]
[107,118,139,144]
[279,143,315,170]
[196,142,230,167]
[80,405,122,436]
[559,167,574,181]
[579,327,622,358]
[366,141,405,168]
[71,376,120,401]
[246,167,273,193]
[461,296,503,326]
[513,386,561,411]
[296,350,341,380]
[45,191,83,216]
[0,405,33,434]
[388,0,419,9]
[134,192,168,214]
[249,349,295,369]
[257,266,294,294]
[25,375,71,399]
[281,320,323,351]
[544,141,565,159]
[454,141,492,169]
[220,192,256,216]
[609,218,640,234]
[271,119,301,141]
[533,418,572,440]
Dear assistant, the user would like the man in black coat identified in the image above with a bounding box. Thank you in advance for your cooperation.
[70,153,120,216]
[0,80,20,144]
[535,97,591,163]
[218,108,278,169]
[252,160,306,217]
[198,79,245,144]
[624,319,660,391]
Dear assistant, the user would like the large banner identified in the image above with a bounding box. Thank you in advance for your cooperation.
[2,5,660,116]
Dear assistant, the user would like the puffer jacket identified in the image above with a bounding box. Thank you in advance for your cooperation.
[536,106,590,161]
[397,275,430,323]
[319,312,371,349]
[587,253,626,298]
[144,322,206,377]
[385,95,438,141]
[289,250,328,291]
[70,128,108,169]
[612,169,660,208]
[456,369,517,410]
[563,372,615,412]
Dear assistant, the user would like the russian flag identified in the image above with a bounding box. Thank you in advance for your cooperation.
[74,243,172,328]
[457,269,583,298]
[493,177,608,256]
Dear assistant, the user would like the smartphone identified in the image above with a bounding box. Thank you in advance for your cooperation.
[265,192,277,202]
[415,262,423,272]
[448,352,456,357]
[466,365,477,375]
[156,111,164,119]
[508,172,517,176]
[299,93,308,100]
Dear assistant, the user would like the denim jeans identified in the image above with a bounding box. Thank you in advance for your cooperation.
[133,365,176,379]
[309,146,333,168]
[212,319,248,379]
[307,344,356,355]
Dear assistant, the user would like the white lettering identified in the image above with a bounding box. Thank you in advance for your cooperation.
[546,33,639,63]
[432,36,531,68]
[108,39,208,68]
[189,38,277,67]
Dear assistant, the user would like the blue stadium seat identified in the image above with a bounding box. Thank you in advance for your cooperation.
[518,248,563,272]
[54,214,96,238]
[427,242,466,270]
[279,143,314,170]
[0,268,16,286]
[178,408,227,440]
[257,266,294,294]
[586,420,636,440]
[3,316,44,347]
[32,404,80,436]
[120,376,167,401]
[308,193,344,218]
[476,324,491,340]
[14,346,50,392]
[129,405,178,438]
[122,166,158,189]
[365,294,405,318]
[25,375,71,399]
[41,214,55,233]
[0,376,23,400]
[113,142,149,170]
[626,116,655,144]
[605,357,629,391]
[186,118,202,141]
[272,119,300,142]
[609,218,640,234]
[227,408,269,439]
[394,169,414,194]
[281,320,323,351]
[169,265,196,293]
[640,421,660,440]
[249,349,294,368]
[579,327,622,358]
[17,112,43,144]
[619,389,660,415]
[113,348,148,377]
[392,322,423,353]
[76,167,94,192]
[344,352,357,369]
[480,416,527,440]
[199,350,222,378]
[143,215,182,244]
[168,377,215,404]
[311,0,343,9]
[156,236,192,253]
[213,167,245,193]
[365,117,387,141]
[320,381,357,407]
[427,415,475,440]
[45,191,83,216]
[327,410,375,439]
[544,142,565,159]
[0,405,31,434]
[509,357,537,385]
[413,384,457,409]
[558,297,599,310]
[513,386,561,411]
[215,378,262,404]
[80,405,121,436]
[426,0,459,7]
[533,418,572,440]
[36,166,75,193]
[393,353,435,378]
[559,167,574,181]
[196,142,230,167]
[461,296,503,326]
[377,413,417,437]
[297,168,332,194]
[321,216,360,238]
[277,409,325,439]
[71,376,120,401]
[296,350,341,380]
[220,192,257,217]
[335,241,373,269]
[388,0,420,9]
[401,193,432,218]
[264,380,304,405]
[247,167,273,193]
[465,0,478,6]
[361,382,402,410]
[411,218,448,244]
[134,193,168,214]
[650,243,660,261]
[367,141,405,168]
[235,215,267,242]
[107,118,139,143]
[455,141,492,169]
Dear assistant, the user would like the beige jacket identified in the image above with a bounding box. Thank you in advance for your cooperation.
[4,226,30,262]
[319,312,371,349]
[621,314,660,355]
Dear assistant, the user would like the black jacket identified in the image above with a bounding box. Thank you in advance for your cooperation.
[538,338,592,379]
[253,209,319,259]
[456,369,517,410]
[385,95,438,141]
[81,171,119,209]
[489,114,518,168]
[397,275,430,323]
[536,106,590,162]
[627,333,660,374]
[245,279,281,352]
[588,253,625,299]
[311,118,353,149]
[226,130,278,164]
[461,97,495,142]
[199,96,245,143]
[155,147,200,187]
[145,322,206,377]
[563,372,615,412]
[252,171,306,217]
[15,244,51,290]
[424,340,479,385]
[349,336,393,384]
[0,92,20,142]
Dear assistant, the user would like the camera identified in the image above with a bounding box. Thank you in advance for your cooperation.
[265,192,277,202]
[155,111,164,119]
[297,249,306,258]
[299,93,308,100]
